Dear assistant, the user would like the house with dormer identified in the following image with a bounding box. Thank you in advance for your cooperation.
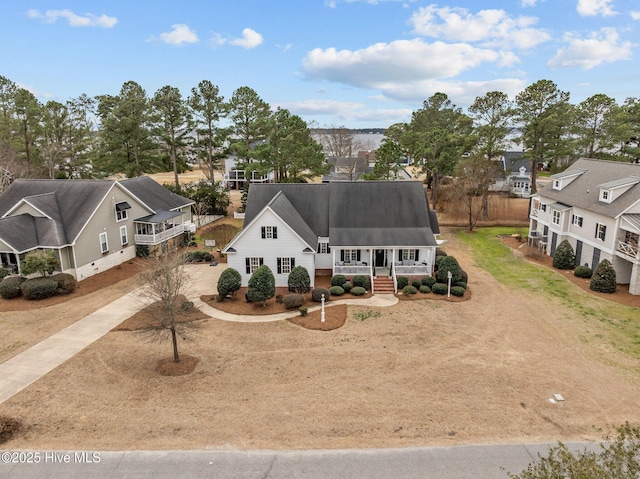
[528,158,640,294]
[0,176,194,280]
[223,181,440,294]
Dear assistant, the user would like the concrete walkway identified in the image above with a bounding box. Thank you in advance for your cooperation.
[0,264,398,404]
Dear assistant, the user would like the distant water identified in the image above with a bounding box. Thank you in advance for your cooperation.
[352,133,384,150]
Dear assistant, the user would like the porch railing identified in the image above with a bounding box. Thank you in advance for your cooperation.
[531,208,539,217]
[333,265,370,275]
[135,224,184,245]
[616,240,640,260]
[395,264,432,276]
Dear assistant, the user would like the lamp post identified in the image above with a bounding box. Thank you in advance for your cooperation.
[321,293,326,323]
[447,270,452,298]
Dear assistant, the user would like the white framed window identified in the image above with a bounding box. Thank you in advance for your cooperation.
[595,223,607,241]
[553,179,561,189]
[552,210,561,225]
[261,226,277,239]
[99,232,109,254]
[343,249,358,263]
[318,242,330,254]
[277,257,294,274]
[246,257,263,274]
[120,226,128,246]
[539,203,547,212]
[115,202,130,221]
[402,249,416,261]
[572,215,583,227]
[600,189,610,202]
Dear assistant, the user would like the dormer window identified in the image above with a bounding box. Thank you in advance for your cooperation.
[599,189,610,203]
[553,179,561,190]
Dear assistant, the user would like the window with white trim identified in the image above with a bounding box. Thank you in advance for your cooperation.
[402,249,416,261]
[318,242,330,254]
[115,201,130,221]
[343,249,358,263]
[120,226,128,246]
[572,214,583,227]
[99,232,109,254]
[246,257,263,274]
[600,189,610,202]
[553,179,561,189]
[539,203,547,212]
[595,223,607,241]
[552,210,560,225]
[277,257,294,274]
[261,226,277,239]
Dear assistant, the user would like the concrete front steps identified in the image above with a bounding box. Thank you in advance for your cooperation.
[373,276,395,294]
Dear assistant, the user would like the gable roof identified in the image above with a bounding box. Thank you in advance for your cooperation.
[241,181,439,248]
[537,158,640,217]
[119,176,194,212]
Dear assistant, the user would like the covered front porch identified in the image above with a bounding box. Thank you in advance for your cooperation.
[134,211,184,246]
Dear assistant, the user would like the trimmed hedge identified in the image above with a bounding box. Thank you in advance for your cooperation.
[421,276,436,288]
[454,281,467,290]
[51,273,76,295]
[396,276,409,290]
[574,265,593,278]
[183,250,214,263]
[331,274,347,287]
[590,259,616,293]
[419,285,431,294]
[450,286,466,297]
[288,266,311,293]
[217,268,241,300]
[283,293,305,309]
[21,277,58,300]
[0,276,25,299]
[436,256,462,283]
[246,265,276,305]
[353,275,370,290]
[403,285,417,295]
[351,286,366,296]
[552,240,576,270]
[329,285,345,296]
[431,283,448,295]
[312,287,330,302]
[299,306,308,317]
[342,281,353,292]
[411,279,421,289]
[0,269,10,280]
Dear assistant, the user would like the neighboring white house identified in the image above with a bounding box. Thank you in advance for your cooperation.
[223,181,440,294]
[491,152,532,197]
[222,157,275,190]
[0,176,194,281]
[528,158,640,294]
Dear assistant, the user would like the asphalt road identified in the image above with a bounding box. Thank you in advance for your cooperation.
[0,442,602,479]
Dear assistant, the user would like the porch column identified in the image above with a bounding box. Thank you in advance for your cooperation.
[369,249,373,276]
[630,263,640,296]
[332,248,336,275]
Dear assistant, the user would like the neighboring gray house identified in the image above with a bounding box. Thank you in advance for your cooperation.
[223,181,440,294]
[492,152,532,197]
[529,158,640,294]
[0,176,194,281]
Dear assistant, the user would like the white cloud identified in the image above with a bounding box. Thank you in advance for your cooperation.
[27,9,117,28]
[156,24,199,46]
[303,39,503,88]
[548,28,634,69]
[229,28,263,49]
[521,0,538,6]
[631,11,640,20]
[284,99,413,123]
[576,0,616,17]
[409,5,550,49]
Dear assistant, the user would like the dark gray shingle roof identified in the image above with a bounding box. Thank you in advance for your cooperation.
[0,214,67,252]
[120,176,194,212]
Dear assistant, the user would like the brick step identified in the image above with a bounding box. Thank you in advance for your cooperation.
[373,277,396,294]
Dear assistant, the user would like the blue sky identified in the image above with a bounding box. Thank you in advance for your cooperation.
[1,0,639,128]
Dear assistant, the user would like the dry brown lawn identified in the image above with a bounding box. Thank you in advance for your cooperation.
[1,229,640,451]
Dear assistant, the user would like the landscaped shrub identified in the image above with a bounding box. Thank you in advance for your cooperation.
[421,276,436,288]
[434,255,445,270]
[331,274,347,287]
[411,279,421,289]
[431,283,448,295]
[21,277,58,300]
[0,276,25,299]
[460,269,469,283]
[51,273,76,294]
[350,286,366,296]
[590,259,617,293]
[0,416,21,444]
[283,293,305,309]
[299,306,308,317]
[436,256,462,283]
[312,287,330,302]
[136,245,149,258]
[342,281,353,292]
[574,265,593,278]
[396,276,409,290]
[20,250,60,276]
[419,285,431,294]
[435,248,447,257]
[552,240,576,270]
[450,286,466,297]
[246,265,276,306]
[183,251,214,263]
[288,266,311,293]
[329,285,345,296]
[403,285,417,295]
[0,269,9,280]
[353,275,370,290]
[454,281,467,290]
[217,268,241,300]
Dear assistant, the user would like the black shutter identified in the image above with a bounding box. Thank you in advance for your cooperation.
[277,258,282,274]
[595,223,598,238]
[340,250,344,261]
[291,257,295,268]
[245,258,250,274]
[259,257,264,266]
[602,225,606,240]
[575,240,583,266]
[415,250,419,261]
[356,250,361,261]
[592,248,600,268]
[261,227,266,239]
[327,244,331,253]
[273,227,277,239]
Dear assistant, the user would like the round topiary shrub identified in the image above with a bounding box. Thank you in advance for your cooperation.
[411,279,421,289]
[453,281,467,290]
[421,276,436,288]
[51,273,76,295]
[329,285,345,296]
[331,274,347,287]
[288,265,311,293]
[574,265,593,278]
[283,293,305,309]
[552,240,576,270]
[431,283,448,295]
[450,286,465,297]
[590,259,617,293]
[419,285,431,294]
[21,277,58,300]
[217,268,241,300]
[299,306,308,317]
[246,265,276,306]
[436,256,462,283]
[350,286,366,296]
[403,285,417,295]
[435,255,446,269]
[312,287,330,302]
[342,281,353,292]
[0,276,26,299]
[396,276,409,290]
[353,275,369,290]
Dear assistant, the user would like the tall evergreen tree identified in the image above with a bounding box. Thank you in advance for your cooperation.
[228,86,270,164]
[572,94,618,159]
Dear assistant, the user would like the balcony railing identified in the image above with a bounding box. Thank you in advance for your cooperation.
[531,208,539,217]
[616,240,640,260]
[135,224,184,245]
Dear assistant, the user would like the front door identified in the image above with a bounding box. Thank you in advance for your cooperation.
[375,249,385,267]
